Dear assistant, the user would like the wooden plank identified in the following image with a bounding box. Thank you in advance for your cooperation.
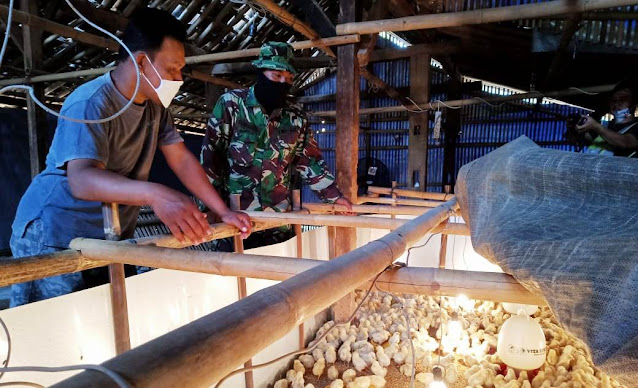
[53,200,458,388]
[101,202,131,355]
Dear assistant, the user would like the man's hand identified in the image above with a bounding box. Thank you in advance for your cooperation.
[576,116,603,134]
[220,210,253,239]
[335,196,354,216]
[149,187,212,244]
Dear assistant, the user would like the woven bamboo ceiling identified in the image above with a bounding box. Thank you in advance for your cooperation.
[0,0,637,132]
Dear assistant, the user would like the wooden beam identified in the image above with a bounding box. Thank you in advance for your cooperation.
[53,200,457,388]
[359,67,418,110]
[0,5,119,51]
[303,202,430,216]
[287,0,336,38]
[357,0,389,66]
[332,0,360,323]
[544,15,582,87]
[336,0,638,35]
[186,35,358,65]
[308,83,614,117]
[408,53,430,192]
[251,0,336,57]
[20,0,48,178]
[211,56,335,75]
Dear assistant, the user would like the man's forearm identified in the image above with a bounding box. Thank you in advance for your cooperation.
[594,125,638,149]
[68,166,160,206]
[169,150,231,216]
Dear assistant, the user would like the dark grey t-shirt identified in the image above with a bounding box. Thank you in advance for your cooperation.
[12,72,182,248]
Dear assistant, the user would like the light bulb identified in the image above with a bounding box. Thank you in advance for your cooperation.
[455,294,476,311]
[430,366,447,388]
[497,310,546,370]
[321,127,326,132]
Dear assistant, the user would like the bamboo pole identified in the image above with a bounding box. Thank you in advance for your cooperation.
[0,5,119,51]
[132,219,288,249]
[303,202,430,216]
[0,222,469,289]
[0,250,107,288]
[230,196,253,388]
[54,199,458,388]
[67,238,540,305]
[102,202,131,355]
[0,35,360,87]
[357,195,444,208]
[368,186,452,201]
[335,0,638,35]
[308,84,615,117]
[243,211,407,230]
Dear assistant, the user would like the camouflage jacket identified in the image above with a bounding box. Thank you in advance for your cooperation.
[201,86,342,212]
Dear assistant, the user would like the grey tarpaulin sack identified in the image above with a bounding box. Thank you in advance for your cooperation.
[455,136,638,385]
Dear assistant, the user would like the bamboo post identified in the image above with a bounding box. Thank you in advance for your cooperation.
[438,186,452,269]
[230,195,253,388]
[101,202,130,355]
[390,181,397,220]
[54,199,459,388]
[292,189,305,349]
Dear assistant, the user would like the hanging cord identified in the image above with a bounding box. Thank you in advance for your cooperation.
[0,0,14,67]
[0,0,141,124]
[405,233,439,267]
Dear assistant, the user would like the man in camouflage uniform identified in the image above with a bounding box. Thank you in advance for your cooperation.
[201,42,352,248]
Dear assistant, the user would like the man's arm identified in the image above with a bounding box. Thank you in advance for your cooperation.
[577,116,638,150]
[67,158,213,243]
[161,142,252,238]
[294,120,352,210]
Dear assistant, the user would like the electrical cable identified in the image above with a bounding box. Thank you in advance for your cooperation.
[373,283,416,388]
[568,87,600,96]
[0,316,130,388]
[214,269,389,388]
[0,316,10,381]
[0,0,141,124]
[405,233,438,267]
[0,0,14,68]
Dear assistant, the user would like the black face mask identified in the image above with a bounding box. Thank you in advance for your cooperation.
[254,72,292,114]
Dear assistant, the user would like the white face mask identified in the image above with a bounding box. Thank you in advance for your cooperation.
[141,53,183,108]
[614,107,631,121]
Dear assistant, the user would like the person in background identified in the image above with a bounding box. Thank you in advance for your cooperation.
[9,8,251,306]
[201,42,352,249]
[577,80,638,157]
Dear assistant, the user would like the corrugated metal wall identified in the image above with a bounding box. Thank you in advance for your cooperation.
[300,37,589,202]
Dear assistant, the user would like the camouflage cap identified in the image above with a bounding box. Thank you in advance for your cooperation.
[251,41,296,74]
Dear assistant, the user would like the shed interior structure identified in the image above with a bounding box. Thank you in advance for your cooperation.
[0,0,637,387]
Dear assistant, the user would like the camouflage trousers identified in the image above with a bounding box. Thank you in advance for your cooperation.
[9,219,84,307]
